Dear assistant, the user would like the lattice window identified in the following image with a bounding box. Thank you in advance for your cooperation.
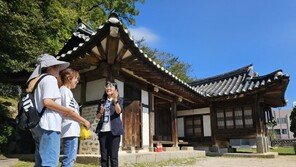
[194,116,202,136]
[185,116,202,137]
[225,108,234,129]
[244,106,253,127]
[185,118,193,136]
[216,109,225,129]
[234,107,244,128]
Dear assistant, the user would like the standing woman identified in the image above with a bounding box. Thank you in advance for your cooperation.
[96,81,124,167]
[59,68,83,167]
[29,54,90,167]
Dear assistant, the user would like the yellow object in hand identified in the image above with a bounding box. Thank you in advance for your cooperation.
[80,125,91,140]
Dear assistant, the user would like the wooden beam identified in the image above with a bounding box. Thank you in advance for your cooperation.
[116,46,128,62]
[120,54,137,65]
[97,43,106,60]
[90,46,103,61]
[106,36,119,65]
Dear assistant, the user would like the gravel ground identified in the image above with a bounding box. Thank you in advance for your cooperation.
[190,156,296,167]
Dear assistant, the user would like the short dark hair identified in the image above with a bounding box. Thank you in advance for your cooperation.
[102,81,119,100]
[105,81,118,90]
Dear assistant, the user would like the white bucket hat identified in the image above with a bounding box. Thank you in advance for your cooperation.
[27,53,70,82]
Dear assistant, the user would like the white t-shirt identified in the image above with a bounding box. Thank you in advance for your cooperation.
[34,75,62,132]
[60,86,80,138]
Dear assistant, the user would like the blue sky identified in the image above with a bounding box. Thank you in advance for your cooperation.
[128,0,296,109]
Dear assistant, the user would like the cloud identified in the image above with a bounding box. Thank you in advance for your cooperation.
[128,27,159,45]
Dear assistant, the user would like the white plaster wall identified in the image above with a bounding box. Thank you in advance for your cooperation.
[177,107,210,116]
[177,117,185,137]
[141,90,148,105]
[86,79,105,101]
[72,84,81,103]
[203,115,211,136]
[141,90,149,147]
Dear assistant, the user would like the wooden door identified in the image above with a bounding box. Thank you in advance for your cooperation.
[123,100,142,149]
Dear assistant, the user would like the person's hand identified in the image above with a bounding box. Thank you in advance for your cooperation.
[96,105,104,119]
[99,105,105,114]
[112,90,119,102]
[84,120,91,129]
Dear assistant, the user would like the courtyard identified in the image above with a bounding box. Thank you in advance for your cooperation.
[4,155,294,167]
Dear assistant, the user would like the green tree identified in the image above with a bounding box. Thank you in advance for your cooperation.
[0,104,14,153]
[0,0,144,74]
[138,41,196,83]
[290,106,296,137]
[266,119,277,145]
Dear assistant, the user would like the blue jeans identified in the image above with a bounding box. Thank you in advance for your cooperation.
[61,137,78,167]
[31,125,61,167]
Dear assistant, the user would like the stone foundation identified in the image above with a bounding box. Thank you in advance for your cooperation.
[256,134,268,153]
[79,105,100,154]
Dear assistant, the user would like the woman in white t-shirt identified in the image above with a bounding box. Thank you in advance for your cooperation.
[29,54,90,167]
[60,68,82,167]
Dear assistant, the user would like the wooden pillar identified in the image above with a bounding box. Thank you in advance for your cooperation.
[210,103,218,151]
[106,65,114,82]
[171,102,178,147]
[254,95,268,153]
[80,74,86,105]
[99,62,114,82]
[78,73,86,154]
[148,93,155,150]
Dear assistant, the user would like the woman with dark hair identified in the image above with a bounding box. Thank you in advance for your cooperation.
[96,81,124,167]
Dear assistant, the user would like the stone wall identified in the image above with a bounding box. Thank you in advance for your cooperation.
[79,105,100,154]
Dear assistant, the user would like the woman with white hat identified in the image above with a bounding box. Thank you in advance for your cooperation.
[29,54,90,167]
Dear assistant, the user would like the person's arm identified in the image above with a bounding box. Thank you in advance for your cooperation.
[96,105,104,119]
[43,98,90,129]
[113,99,122,114]
[112,90,122,114]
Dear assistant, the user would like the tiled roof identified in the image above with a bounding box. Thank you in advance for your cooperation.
[57,19,198,91]
[189,64,289,98]
[56,16,206,104]
[56,15,289,107]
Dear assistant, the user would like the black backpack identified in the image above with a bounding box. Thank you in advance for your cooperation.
[16,74,48,130]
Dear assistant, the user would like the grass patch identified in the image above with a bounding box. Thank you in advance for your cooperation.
[15,161,98,167]
[237,146,295,155]
[269,147,295,155]
[124,157,199,167]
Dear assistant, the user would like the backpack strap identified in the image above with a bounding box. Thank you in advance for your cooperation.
[30,74,50,117]
[31,74,50,92]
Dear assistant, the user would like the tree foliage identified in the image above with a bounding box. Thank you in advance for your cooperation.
[137,40,196,83]
[290,106,296,137]
[0,0,144,74]
[0,104,14,153]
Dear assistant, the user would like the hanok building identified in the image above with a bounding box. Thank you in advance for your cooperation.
[14,14,289,154]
